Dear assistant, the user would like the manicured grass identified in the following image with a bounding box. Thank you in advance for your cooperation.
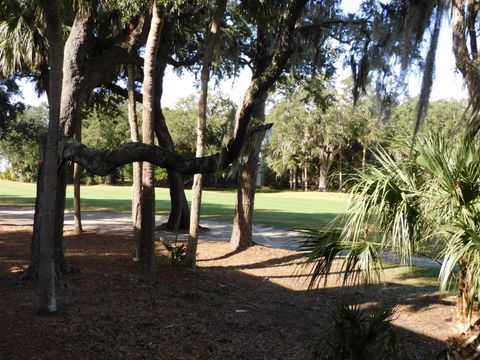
[0,180,347,229]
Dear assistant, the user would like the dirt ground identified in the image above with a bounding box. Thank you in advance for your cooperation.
[0,225,458,359]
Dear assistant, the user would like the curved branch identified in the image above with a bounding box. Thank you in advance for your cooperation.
[62,140,218,176]
[62,123,273,176]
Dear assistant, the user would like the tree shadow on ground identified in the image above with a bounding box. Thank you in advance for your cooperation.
[0,227,452,360]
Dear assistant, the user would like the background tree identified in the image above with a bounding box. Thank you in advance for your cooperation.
[452,0,480,135]
[0,104,47,182]
[186,0,227,268]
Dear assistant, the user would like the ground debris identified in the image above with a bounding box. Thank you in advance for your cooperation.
[0,225,457,360]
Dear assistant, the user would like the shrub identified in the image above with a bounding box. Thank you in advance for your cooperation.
[314,303,397,360]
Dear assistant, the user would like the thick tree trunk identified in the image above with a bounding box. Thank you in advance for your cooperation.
[20,135,47,281]
[29,8,91,283]
[139,3,166,280]
[37,0,64,314]
[166,171,190,230]
[230,126,267,251]
[456,260,476,327]
[104,173,116,185]
[318,147,340,192]
[186,0,227,268]
[452,0,480,136]
[73,121,83,234]
[127,64,142,258]
[229,16,272,252]
[318,164,328,192]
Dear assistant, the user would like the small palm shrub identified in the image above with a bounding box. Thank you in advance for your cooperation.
[161,236,187,265]
[304,131,480,323]
[313,304,397,360]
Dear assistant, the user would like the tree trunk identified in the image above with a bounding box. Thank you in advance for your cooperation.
[37,0,64,314]
[19,135,47,281]
[139,3,166,280]
[452,0,480,136]
[456,260,476,327]
[186,0,227,268]
[73,121,83,234]
[104,173,116,185]
[230,119,267,251]
[165,171,190,230]
[318,147,340,192]
[28,8,91,283]
[152,57,190,232]
[338,152,343,191]
[293,166,297,190]
[289,167,294,190]
[362,145,367,172]
[127,64,142,258]
[318,164,328,192]
[303,163,308,191]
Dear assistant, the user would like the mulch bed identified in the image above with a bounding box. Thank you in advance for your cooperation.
[0,225,457,359]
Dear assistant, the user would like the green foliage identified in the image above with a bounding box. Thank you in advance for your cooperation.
[0,1,47,76]
[387,98,469,140]
[266,84,381,189]
[161,236,186,265]
[313,304,397,360]
[0,78,25,134]
[164,93,234,156]
[81,94,132,182]
[305,127,480,318]
[0,104,47,182]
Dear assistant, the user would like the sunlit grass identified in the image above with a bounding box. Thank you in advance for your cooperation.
[383,264,440,288]
[0,180,347,229]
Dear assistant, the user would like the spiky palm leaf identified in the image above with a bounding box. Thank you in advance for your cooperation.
[305,130,480,319]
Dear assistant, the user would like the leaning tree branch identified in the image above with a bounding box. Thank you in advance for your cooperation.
[62,123,273,176]
[103,82,143,103]
[62,140,216,175]
[222,0,308,166]
[295,19,367,33]
[166,53,203,68]
[65,0,304,177]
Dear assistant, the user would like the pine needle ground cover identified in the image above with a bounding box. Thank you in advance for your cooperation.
[0,225,455,359]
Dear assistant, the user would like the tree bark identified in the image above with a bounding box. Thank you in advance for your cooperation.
[19,135,47,281]
[302,162,308,191]
[28,7,92,282]
[289,167,294,190]
[36,0,64,315]
[452,0,480,136]
[139,3,167,280]
[73,121,83,234]
[186,0,227,268]
[230,99,268,251]
[362,145,367,172]
[338,152,343,191]
[153,58,190,231]
[127,64,142,258]
[318,147,339,192]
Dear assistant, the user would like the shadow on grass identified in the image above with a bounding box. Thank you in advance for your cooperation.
[0,195,343,229]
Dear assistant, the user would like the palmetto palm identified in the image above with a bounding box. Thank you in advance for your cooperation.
[304,131,480,322]
[0,0,47,77]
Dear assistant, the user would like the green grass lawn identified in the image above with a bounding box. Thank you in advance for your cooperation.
[0,180,347,229]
